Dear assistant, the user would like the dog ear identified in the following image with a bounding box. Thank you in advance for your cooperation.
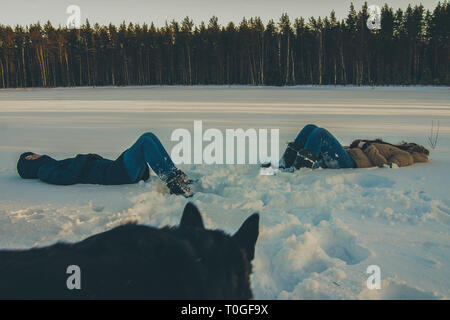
[232,213,259,261]
[180,202,205,229]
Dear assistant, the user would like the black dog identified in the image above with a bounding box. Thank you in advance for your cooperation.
[0,203,259,299]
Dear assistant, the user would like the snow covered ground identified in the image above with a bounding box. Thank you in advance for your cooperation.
[0,85,449,299]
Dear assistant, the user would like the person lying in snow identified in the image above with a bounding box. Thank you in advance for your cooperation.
[267,124,429,170]
[16,132,193,197]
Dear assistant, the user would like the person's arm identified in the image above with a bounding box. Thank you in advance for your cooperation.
[386,148,414,167]
[410,152,429,163]
[363,144,388,167]
[37,155,89,185]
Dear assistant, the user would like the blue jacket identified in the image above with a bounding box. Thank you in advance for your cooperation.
[36,153,149,186]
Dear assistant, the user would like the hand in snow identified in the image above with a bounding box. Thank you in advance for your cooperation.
[25,154,42,160]
[382,162,399,169]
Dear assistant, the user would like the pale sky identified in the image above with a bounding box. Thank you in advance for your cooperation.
[0,0,441,27]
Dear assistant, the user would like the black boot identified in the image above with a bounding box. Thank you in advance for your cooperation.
[293,149,318,169]
[173,168,195,185]
[166,172,193,198]
[279,141,304,169]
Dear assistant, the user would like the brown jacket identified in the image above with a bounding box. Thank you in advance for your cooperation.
[345,143,429,168]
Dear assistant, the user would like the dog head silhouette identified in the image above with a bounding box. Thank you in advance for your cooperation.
[174,202,260,299]
[0,202,260,300]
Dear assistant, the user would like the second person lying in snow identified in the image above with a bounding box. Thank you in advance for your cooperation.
[265,124,429,170]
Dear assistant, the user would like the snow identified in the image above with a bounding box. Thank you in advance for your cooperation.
[0,85,449,299]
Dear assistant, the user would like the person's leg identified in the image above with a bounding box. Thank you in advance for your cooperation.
[278,124,318,168]
[304,128,355,169]
[123,133,193,197]
[294,124,319,147]
[140,132,177,169]
[123,133,177,182]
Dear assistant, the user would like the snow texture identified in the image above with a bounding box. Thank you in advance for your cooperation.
[0,86,449,299]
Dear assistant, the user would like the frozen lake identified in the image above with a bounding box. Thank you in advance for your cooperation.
[0,86,449,299]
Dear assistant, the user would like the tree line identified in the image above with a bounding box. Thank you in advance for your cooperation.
[0,1,448,88]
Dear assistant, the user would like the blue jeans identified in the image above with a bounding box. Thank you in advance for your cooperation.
[123,132,177,182]
[295,124,355,169]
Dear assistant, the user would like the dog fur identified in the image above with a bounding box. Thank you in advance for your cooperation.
[0,203,259,299]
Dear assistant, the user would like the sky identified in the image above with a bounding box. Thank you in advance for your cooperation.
[0,0,441,28]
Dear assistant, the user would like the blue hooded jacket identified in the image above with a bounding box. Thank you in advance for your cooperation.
[17,152,149,186]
